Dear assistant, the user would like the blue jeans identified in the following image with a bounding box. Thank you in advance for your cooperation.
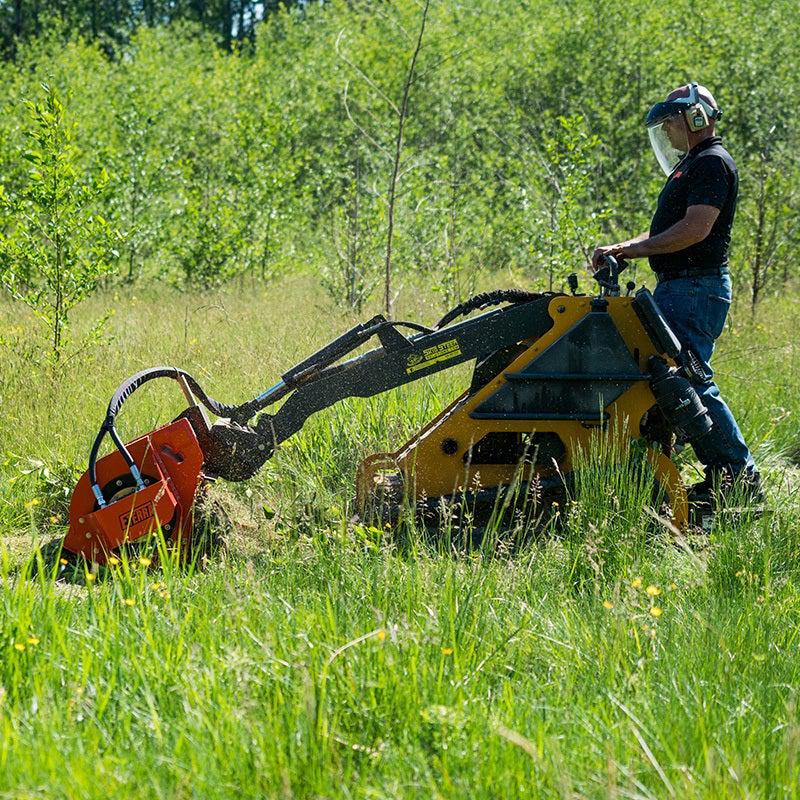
[653,273,756,474]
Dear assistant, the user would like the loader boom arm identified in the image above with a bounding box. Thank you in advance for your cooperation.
[254,295,557,448]
[202,294,558,481]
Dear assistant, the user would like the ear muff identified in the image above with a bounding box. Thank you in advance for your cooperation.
[686,103,710,131]
[684,81,719,132]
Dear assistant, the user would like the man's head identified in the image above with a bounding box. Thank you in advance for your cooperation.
[645,82,722,175]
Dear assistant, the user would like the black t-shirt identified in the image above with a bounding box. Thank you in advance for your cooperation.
[648,137,738,273]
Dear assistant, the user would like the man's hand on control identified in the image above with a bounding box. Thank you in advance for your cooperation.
[590,231,653,271]
[590,243,634,272]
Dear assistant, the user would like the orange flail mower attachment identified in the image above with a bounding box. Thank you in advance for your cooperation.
[64,417,205,565]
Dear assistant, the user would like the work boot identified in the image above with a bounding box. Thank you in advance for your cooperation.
[687,466,764,530]
[733,468,765,504]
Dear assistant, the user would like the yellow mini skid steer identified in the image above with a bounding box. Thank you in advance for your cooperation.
[61,257,716,566]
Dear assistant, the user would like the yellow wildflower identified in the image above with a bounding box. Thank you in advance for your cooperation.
[24,498,40,509]
[669,582,677,590]
[441,647,454,655]
[159,591,170,600]
[646,585,661,597]
[59,558,68,566]
[14,643,25,652]
[603,600,614,610]
[85,573,96,583]
[49,516,60,524]
[631,578,643,589]
[124,598,136,607]
[107,556,120,566]
[376,629,386,642]
[650,606,663,618]
[138,557,152,567]
[27,637,40,646]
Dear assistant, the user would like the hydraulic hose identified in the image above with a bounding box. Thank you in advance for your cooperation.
[88,367,241,507]
[435,290,549,330]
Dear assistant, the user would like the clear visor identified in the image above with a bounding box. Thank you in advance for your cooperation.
[647,119,687,176]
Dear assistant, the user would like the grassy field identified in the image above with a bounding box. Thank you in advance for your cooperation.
[1,274,799,799]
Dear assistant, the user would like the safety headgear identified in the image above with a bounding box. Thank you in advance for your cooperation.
[645,82,722,176]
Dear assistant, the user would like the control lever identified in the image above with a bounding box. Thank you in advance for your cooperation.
[567,273,579,296]
[593,255,628,296]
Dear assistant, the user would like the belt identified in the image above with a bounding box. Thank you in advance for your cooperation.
[656,267,730,282]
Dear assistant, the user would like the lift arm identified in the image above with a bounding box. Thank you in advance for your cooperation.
[203,294,558,481]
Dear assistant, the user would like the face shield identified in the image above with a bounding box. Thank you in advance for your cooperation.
[647,115,687,176]
[645,100,692,176]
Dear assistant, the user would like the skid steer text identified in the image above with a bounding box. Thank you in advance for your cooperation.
[405,339,462,375]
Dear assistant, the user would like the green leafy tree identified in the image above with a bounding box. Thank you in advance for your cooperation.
[232,78,306,284]
[532,115,609,290]
[0,83,120,362]
[739,127,799,310]
[0,0,797,305]
[107,79,164,283]
[167,57,247,290]
[0,1,304,59]
[336,0,432,314]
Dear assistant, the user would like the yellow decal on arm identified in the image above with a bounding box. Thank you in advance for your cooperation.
[405,339,462,374]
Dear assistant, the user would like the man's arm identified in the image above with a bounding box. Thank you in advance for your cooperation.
[625,205,720,257]
[591,205,720,268]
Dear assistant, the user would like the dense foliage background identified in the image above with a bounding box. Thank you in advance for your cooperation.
[0,0,798,317]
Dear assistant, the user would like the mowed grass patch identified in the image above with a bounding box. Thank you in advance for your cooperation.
[1,277,800,798]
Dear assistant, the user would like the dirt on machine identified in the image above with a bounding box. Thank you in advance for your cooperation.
[58,257,722,571]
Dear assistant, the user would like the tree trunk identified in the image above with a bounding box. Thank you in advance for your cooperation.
[383,0,431,316]
[13,0,23,38]
[222,0,233,49]
[751,166,767,314]
[238,0,246,41]
[54,227,63,362]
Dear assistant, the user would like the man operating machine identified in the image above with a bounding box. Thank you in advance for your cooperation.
[592,81,762,511]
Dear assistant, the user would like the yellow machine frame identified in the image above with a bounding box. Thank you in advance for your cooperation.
[357,294,688,530]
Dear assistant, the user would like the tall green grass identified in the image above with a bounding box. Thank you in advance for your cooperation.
[1,278,799,798]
